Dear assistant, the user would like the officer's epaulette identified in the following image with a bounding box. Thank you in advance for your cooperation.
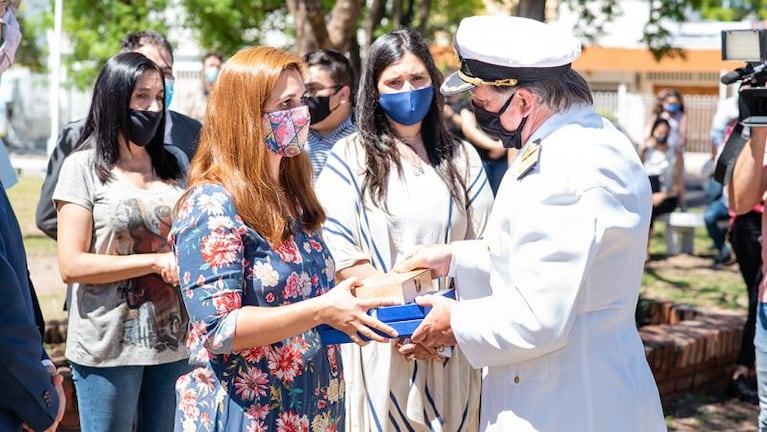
[516,139,541,180]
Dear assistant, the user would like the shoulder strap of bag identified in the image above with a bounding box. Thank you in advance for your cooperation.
[713,122,747,185]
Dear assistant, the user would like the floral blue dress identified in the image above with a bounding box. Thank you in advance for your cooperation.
[170,184,344,432]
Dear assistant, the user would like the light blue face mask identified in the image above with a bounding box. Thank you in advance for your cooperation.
[204,67,219,84]
[378,86,433,126]
[164,79,175,109]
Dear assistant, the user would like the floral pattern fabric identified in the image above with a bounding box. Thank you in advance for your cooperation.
[170,183,344,431]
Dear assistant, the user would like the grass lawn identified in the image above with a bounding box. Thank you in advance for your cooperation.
[7,175,57,256]
[643,215,746,311]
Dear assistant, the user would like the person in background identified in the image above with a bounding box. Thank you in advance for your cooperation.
[729,201,762,404]
[303,49,356,180]
[35,30,201,241]
[650,87,687,209]
[52,52,190,432]
[0,0,19,190]
[727,101,767,430]
[316,29,493,431]
[443,92,508,195]
[397,16,665,431]
[0,4,66,431]
[705,96,740,267]
[640,117,681,254]
[170,45,397,431]
[714,97,760,403]
[182,50,223,121]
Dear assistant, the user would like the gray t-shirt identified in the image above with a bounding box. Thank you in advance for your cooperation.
[53,147,190,367]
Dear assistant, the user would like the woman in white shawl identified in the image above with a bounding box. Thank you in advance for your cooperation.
[316,29,494,432]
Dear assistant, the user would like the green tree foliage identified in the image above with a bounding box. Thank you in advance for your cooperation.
[178,0,286,56]
[697,0,767,21]
[59,0,170,89]
[31,0,767,91]
[16,4,45,71]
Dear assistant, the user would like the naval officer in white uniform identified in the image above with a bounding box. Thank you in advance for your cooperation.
[395,16,666,432]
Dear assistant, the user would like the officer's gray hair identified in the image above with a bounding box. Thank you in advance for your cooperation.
[494,69,593,112]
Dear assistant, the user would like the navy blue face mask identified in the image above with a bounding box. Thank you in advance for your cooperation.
[379,86,433,126]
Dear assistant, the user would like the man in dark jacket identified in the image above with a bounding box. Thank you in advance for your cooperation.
[35,31,201,240]
[0,5,64,431]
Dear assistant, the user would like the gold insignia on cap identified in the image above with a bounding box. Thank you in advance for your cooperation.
[458,70,518,87]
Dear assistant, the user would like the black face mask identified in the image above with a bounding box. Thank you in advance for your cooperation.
[127,109,163,147]
[655,135,668,145]
[306,85,342,125]
[472,92,528,149]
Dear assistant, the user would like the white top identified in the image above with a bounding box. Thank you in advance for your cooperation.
[643,146,675,193]
[316,133,494,431]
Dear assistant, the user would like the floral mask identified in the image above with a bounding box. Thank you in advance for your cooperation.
[262,105,310,157]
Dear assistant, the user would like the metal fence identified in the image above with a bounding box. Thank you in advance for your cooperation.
[592,91,719,154]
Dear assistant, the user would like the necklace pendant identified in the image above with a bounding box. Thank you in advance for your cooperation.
[414,166,424,176]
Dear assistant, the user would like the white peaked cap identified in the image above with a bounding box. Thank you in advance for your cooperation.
[442,15,582,95]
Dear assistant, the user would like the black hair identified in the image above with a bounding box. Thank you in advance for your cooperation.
[120,31,174,63]
[355,29,466,210]
[653,88,686,115]
[76,52,182,183]
[203,50,224,63]
[303,49,356,103]
[651,117,671,134]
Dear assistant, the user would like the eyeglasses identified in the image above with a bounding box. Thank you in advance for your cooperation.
[304,84,343,96]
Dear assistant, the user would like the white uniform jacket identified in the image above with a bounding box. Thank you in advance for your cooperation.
[449,104,666,431]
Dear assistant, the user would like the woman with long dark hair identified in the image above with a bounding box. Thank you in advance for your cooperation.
[316,29,493,431]
[53,52,190,431]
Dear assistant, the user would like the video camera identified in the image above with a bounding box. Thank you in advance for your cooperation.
[713,29,767,184]
[721,29,767,126]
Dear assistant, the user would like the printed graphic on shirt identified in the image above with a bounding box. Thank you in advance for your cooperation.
[112,198,185,352]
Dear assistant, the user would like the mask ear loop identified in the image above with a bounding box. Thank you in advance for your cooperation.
[497,91,516,115]
[328,85,345,113]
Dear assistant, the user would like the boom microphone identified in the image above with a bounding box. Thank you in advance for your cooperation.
[721,64,766,85]
[721,68,749,85]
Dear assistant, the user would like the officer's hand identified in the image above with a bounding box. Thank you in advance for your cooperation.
[411,294,457,350]
[397,338,441,361]
[394,244,453,279]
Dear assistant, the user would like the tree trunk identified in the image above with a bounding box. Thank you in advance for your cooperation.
[393,0,402,29]
[402,0,415,28]
[364,0,387,50]
[416,0,431,35]
[327,0,364,53]
[516,0,546,21]
[286,0,331,54]
[349,34,361,90]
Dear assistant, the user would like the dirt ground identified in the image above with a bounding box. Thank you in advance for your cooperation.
[26,252,762,430]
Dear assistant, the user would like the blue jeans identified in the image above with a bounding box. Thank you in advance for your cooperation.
[704,199,730,254]
[756,303,767,431]
[71,359,191,432]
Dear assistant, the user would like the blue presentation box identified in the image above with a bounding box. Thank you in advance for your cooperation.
[317,289,455,345]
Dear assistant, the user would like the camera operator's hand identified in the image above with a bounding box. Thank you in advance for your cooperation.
[729,124,767,214]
